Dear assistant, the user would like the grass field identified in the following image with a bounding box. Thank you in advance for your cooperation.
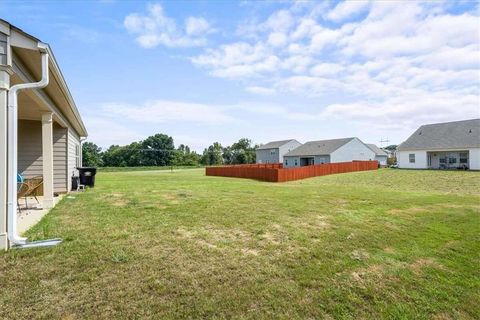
[1,169,479,319]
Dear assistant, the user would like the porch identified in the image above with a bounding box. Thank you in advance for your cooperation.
[427,151,469,169]
[1,20,88,250]
[16,86,70,209]
[17,195,64,235]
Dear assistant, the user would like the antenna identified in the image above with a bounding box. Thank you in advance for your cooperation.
[379,138,390,147]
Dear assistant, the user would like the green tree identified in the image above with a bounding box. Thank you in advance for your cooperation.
[102,145,126,167]
[82,142,103,167]
[201,142,223,165]
[141,134,175,166]
[222,146,234,164]
[384,145,398,151]
[230,138,256,164]
[174,144,201,166]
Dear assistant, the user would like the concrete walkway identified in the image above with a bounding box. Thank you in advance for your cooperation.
[17,195,64,235]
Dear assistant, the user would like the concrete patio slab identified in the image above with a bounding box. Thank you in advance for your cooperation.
[17,194,64,235]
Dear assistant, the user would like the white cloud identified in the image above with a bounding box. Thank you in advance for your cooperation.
[245,86,276,95]
[326,0,371,22]
[323,92,480,130]
[124,3,213,48]
[267,32,287,47]
[101,100,234,124]
[264,9,295,32]
[192,42,281,78]
[189,1,480,132]
[310,63,343,76]
[83,117,143,148]
[185,17,212,36]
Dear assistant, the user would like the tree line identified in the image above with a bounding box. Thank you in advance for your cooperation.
[82,133,258,167]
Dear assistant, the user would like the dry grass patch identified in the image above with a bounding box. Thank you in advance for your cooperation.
[1,168,479,319]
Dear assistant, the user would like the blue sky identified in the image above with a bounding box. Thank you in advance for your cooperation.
[1,0,479,151]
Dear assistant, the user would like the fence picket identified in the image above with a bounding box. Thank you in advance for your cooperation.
[205,161,378,182]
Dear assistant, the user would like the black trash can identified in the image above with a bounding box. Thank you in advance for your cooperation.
[78,167,97,187]
[71,175,79,191]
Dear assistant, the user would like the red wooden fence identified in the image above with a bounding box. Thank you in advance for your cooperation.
[205,161,378,182]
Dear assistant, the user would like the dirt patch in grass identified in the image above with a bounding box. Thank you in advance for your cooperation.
[388,207,430,216]
[432,312,454,320]
[111,199,129,207]
[350,249,370,261]
[241,248,259,256]
[384,247,395,254]
[351,264,384,283]
[409,258,445,275]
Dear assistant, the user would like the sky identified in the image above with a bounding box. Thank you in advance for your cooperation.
[1,0,479,152]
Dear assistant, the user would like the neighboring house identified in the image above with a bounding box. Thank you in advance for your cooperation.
[283,137,375,168]
[366,144,388,166]
[0,20,88,249]
[397,119,480,170]
[256,139,301,164]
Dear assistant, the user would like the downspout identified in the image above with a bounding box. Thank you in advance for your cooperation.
[7,43,61,248]
[80,137,86,167]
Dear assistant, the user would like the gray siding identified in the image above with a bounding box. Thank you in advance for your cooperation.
[283,138,374,167]
[256,148,280,164]
[67,128,81,191]
[18,120,42,177]
[53,125,67,192]
[256,140,302,164]
[283,156,300,168]
[284,155,330,168]
[314,155,331,164]
[18,120,68,193]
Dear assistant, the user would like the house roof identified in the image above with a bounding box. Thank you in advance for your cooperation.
[1,19,88,137]
[366,144,388,156]
[284,137,355,156]
[398,119,480,151]
[257,139,300,150]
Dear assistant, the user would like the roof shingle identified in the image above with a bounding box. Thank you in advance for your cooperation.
[398,119,480,151]
[366,144,388,156]
[257,139,299,150]
[284,138,355,156]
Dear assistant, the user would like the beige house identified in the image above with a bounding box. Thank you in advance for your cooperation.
[0,20,88,250]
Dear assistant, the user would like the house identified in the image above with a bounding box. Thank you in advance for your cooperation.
[256,139,301,164]
[397,119,480,170]
[366,144,388,166]
[283,137,375,168]
[0,20,88,250]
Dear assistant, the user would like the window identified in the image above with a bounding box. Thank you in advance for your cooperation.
[270,149,276,155]
[448,157,457,164]
[409,154,415,163]
[76,144,81,168]
[285,159,288,166]
[460,152,468,164]
[294,159,298,166]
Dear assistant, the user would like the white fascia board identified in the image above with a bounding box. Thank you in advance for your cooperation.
[12,53,70,129]
[45,46,88,137]
[9,28,38,51]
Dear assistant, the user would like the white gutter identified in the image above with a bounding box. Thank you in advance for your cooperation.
[7,42,61,248]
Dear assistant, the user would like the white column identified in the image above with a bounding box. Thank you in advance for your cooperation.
[0,69,9,250]
[42,112,54,209]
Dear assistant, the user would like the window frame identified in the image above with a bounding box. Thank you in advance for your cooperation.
[409,153,415,163]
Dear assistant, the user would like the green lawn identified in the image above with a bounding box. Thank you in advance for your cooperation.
[1,169,479,319]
